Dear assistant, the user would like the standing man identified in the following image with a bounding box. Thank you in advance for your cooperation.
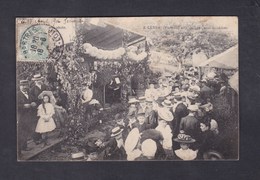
[30,74,49,144]
[179,105,200,140]
[17,80,37,157]
[172,93,189,138]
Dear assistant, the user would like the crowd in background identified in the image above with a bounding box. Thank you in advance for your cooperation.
[89,67,234,161]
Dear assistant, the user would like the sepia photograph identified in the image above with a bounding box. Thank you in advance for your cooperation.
[16,17,238,161]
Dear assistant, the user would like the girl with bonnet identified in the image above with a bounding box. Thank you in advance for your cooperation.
[35,91,56,147]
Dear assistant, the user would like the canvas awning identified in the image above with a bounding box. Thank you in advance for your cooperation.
[199,45,238,69]
[228,71,239,94]
[78,23,145,50]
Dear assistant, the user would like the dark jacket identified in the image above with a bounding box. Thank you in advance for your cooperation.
[102,138,126,160]
[179,115,200,139]
[30,84,49,105]
[173,103,189,137]
[145,110,158,129]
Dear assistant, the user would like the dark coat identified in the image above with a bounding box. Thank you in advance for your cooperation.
[17,90,35,151]
[102,138,126,160]
[173,103,189,137]
[145,110,158,129]
[200,85,213,103]
[30,84,49,106]
[179,115,200,139]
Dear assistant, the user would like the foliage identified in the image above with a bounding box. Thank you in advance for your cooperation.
[145,23,238,67]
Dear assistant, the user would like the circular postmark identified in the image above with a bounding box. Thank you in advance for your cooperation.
[19,24,64,61]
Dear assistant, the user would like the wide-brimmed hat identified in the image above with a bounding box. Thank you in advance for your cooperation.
[111,127,123,137]
[128,98,139,104]
[174,131,196,143]
[164,72,172,77]
[158,107,173,121]
[200,79,207,83]
[32,74,44,81]
[138,96,146,101]
[174,92,182,101]
[125,128,140,153]
[145,98,153,103]
[38,91,54,99]
[19,80,29,86]
[162,100,174,108]
[141,139,157,157]
[166,96,174,100]
[38,91,57,105]
[188,105,199,112]
[187,94,198,100]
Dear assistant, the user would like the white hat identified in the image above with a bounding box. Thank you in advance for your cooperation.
[32,74,44,81]
[141,139,157,157]
[127,149,142,161]
[125,128,140,153]
[89,99,100,105]
[158,107,173,121]
[162,100,174,108]
[128,98,139,104]
[138,96,146,101]
[188,105,199,112]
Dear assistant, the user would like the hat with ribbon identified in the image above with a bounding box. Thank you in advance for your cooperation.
[38,91,57,105]
[138,96,146,101]
[32,74,44,81]
[174,131,196,143]
[111,127,124,137]
[19,80,29,86]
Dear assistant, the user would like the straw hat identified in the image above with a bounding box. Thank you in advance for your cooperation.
[162,100,174,108]
[128,98,139,104]
[19,80,29,86]
[125,128,140,153]
[32,74,44,81]
[187,105,199,112]
[111,127,123,137]
[158,107,173,121]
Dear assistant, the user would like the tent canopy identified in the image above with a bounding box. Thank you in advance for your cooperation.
[228,71,239,93]
[78,23,145,50]
[199,45,238,69]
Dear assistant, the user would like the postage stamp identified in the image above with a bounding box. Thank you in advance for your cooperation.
[17,22,64,61]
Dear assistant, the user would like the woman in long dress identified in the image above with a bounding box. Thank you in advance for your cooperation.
[35,94,56,147]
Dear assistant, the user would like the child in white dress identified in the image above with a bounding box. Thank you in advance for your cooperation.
[35,94,56,147]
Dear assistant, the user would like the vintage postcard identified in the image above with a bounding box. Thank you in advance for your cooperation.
[16,17,238,161]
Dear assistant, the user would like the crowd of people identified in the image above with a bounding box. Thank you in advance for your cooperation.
[88,67,233,161]
[17,67,236,161]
